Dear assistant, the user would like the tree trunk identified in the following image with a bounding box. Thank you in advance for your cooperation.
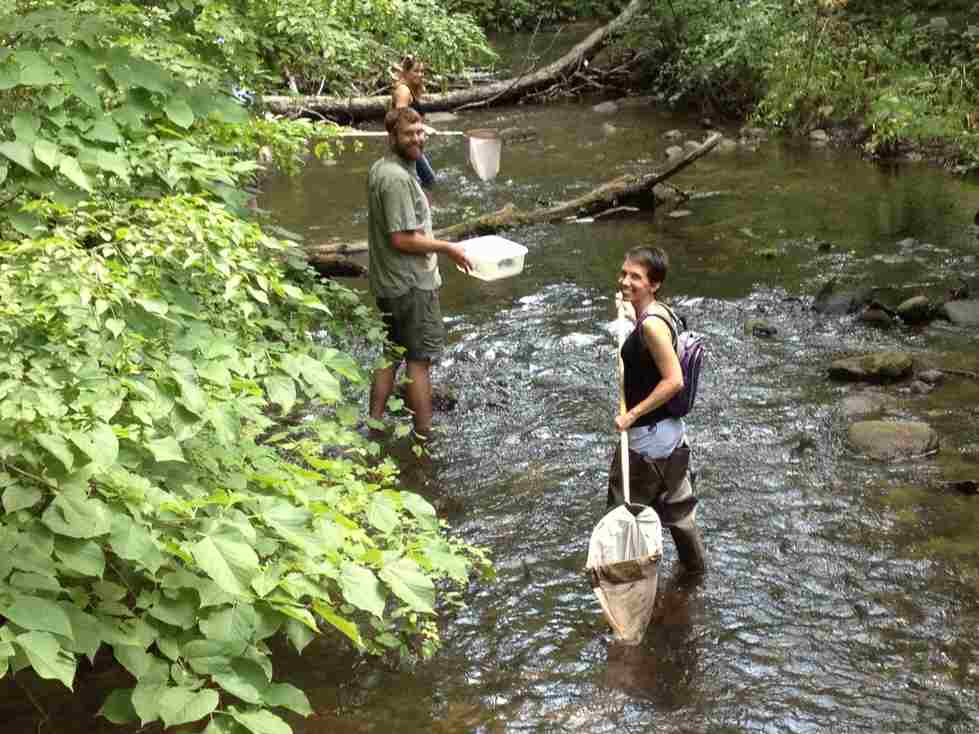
[261,0,646,121]
[307,132,721,269]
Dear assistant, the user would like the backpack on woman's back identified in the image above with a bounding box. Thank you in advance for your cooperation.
[635,305,706,418]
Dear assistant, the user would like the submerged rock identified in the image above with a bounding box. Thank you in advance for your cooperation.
[896,295,933,324]
[840,392,898,419]
[940,299,979,326]
[744,318,777,338]
[828,352,913,383]
[848,420,938,460]
[592,100,618,115]
[813,278,876,314]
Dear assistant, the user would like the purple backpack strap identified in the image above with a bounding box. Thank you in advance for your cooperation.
[636,306,678,352]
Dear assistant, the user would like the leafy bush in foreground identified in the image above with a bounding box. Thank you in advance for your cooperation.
[0,195,490,732]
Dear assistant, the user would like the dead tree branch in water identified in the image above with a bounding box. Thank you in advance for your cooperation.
[307,133,721,274]
[261,0,645,120]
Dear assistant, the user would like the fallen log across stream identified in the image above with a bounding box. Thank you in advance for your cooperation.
[261,0,645,121]
[305,132,721,277]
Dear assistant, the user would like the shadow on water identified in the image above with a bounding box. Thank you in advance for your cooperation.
[11,43,979,733]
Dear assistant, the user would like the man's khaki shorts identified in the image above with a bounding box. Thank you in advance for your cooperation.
[376,287,445,362]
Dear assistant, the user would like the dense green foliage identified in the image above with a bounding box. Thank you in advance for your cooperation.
[0,2,493,733]
[624,0,979,168]
[445,0,621,32]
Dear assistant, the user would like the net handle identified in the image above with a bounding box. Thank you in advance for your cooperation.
[616,296,631,505]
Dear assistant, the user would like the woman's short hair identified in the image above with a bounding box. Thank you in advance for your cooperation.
[385,106,422,134]
[625,246,669,284]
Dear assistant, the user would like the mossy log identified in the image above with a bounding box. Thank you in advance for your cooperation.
[307,132,721,269]
[261,0,645,121]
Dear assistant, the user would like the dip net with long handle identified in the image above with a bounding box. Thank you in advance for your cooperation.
[586,299,662,645]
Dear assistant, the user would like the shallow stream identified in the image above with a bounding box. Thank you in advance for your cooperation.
[252,95,979,733]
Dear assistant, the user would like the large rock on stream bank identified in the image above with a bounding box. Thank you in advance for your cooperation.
[828,352,913,382]
[848,420,939,461]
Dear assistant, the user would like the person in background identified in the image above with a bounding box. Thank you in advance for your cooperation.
[367,107,472,438]
[392,55,437,189]
[608,246,707,576]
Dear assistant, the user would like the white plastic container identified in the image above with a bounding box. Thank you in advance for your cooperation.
[457,235,528,281]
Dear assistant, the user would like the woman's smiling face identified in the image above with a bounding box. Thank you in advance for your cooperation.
[619,258,658,305]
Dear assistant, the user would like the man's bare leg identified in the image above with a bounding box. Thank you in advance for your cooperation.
[369,364,398,422]
[404,359,433,437]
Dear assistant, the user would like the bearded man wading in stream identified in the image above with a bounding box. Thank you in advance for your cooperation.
[367,107,473,439]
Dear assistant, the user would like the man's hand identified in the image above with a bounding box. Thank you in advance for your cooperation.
[445,243,474,273]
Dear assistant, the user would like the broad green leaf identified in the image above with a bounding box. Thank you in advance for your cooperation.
[297,355,340,402]
[424,542,470,582]
[338,563,385,618]
[42,492,112,538]
[145,436,185,463]
[0,160,7,185]
[2,595,73,637]
[131,682,167,725]
[265,682,313,716]
[113,644,155,679]
[367,494,399,533]
[230,708,292,734]
[98,688,138,725]
[312,601,363,648]
[105,318,125,338]
[110,515,164,574]
[379,558,435,613]
[264,376,296,415]
[191,535,259,597]
[33,138,61,169]
[15,631,76,689]
[12,112,40,143]
[36,432,74,471]
[96,150,130,179]
[59,156,93,192]
[136,298,168,316]
[147,589,197,629]
[9,572,61,592]
[213,657,268,703]
[3,483,42,513]
[54,537,105,578]
[0,641,13,677]
[175,375,207,415]
[164,98,195,129]
[199,604,258,645]
[283,617,315,653]
[85,117,122,144]
[18,52,59,86]
[401,492,439,530]
[59,604,102,661]
[159,686,219,728]
[69,423,118,468]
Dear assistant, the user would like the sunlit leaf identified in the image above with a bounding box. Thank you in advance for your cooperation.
[59,156,93,192]
[379,558,435,613]
[191,535,259,597]
[338,563,385,617]
[164,97,195,129]
[42,492,112,538]
[15,631,76,689]
[1,595,73,637]
[98,688,138,725]
[0,141,39,174]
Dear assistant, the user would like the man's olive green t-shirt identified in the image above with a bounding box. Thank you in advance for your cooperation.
[367,154,441,298]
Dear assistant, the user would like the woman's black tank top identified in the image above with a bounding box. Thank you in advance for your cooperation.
[620,313,671,427]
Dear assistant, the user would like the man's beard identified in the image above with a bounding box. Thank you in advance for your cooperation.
[395,140,423,161]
